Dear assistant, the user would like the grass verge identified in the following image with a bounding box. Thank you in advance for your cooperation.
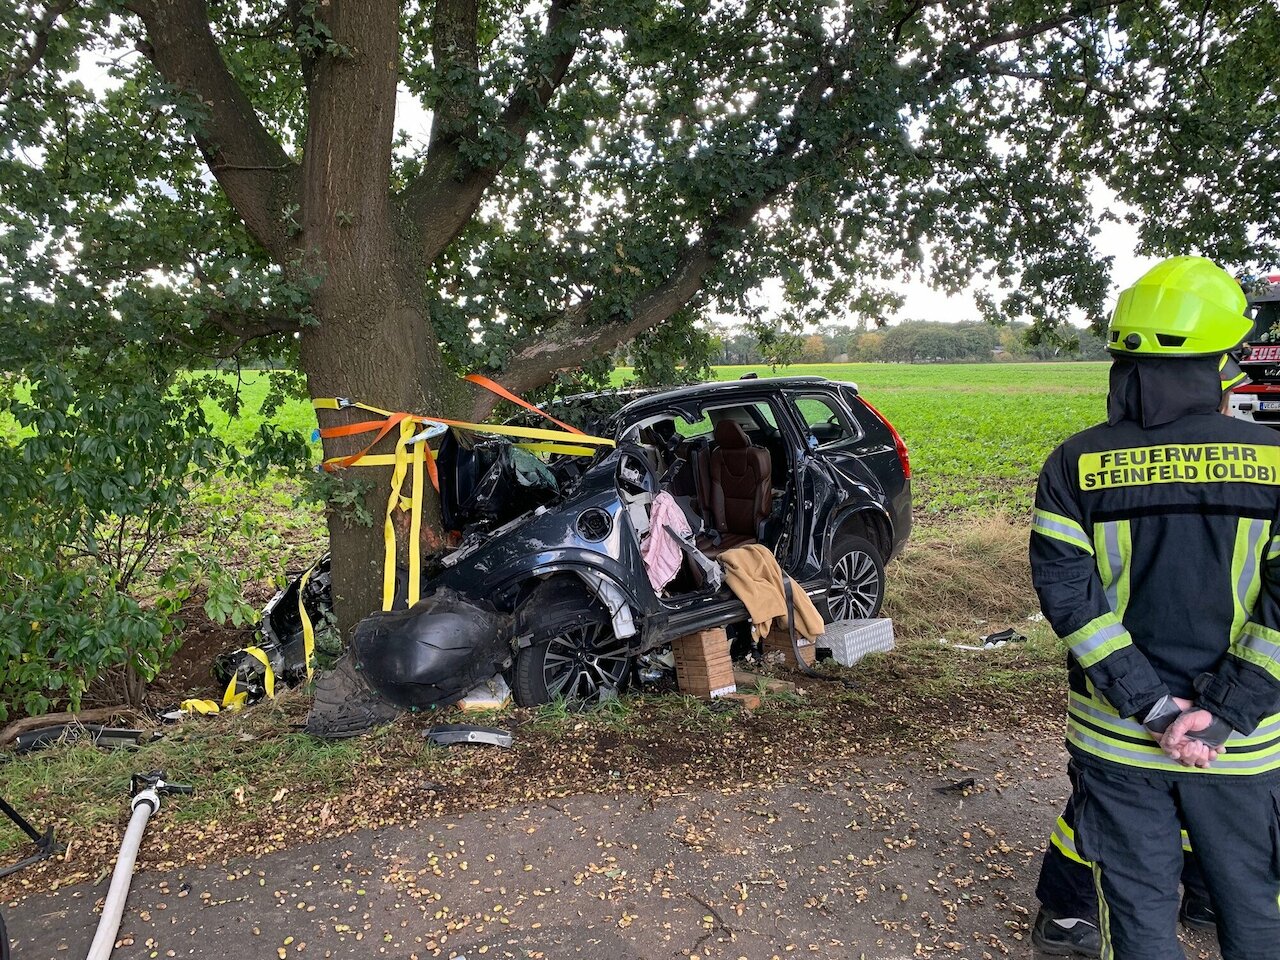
[0,511,1064,900]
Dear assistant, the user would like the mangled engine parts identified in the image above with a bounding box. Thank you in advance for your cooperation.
[305,589,512,739]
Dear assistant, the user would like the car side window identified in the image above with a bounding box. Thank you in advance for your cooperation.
[675,402,776,439]
[675,412,713,438]
[792,394,858,447]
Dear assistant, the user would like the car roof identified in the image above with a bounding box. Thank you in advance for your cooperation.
[614,375,849,418]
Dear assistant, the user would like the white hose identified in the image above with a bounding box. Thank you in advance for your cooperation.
[84,789,159,960]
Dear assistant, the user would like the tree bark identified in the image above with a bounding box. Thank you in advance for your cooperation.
[295,0,461,638]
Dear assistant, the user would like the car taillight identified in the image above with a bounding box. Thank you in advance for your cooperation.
[859,398,911,480]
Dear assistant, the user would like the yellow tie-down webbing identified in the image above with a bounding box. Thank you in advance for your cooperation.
[310,393,614,612]
[297,562,318,680]
[183,645,277,714]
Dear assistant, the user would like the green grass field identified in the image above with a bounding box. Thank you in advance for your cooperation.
[5,361,1110,513]
[208,360,1108,512]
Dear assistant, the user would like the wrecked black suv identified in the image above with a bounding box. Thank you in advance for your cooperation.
[296,376,911,735]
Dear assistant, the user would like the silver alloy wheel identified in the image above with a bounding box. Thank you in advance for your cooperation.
[541,620,632,704]
[827,548,882,620]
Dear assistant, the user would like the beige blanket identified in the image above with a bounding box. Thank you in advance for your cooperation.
[719,543,825,641]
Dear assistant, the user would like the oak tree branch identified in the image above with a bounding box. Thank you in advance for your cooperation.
[122,0,300,263]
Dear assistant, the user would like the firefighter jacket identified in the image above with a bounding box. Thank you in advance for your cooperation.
[1031,356,1280,775]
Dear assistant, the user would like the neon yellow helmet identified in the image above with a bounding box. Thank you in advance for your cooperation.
[1108,256,1250,356]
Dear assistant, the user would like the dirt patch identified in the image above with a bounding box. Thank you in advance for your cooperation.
[148,596,255,704]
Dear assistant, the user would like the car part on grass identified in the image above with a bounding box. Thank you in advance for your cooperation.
[13,725,161,755]
[304,655,404,740]
[352,589,511,710]
[422,724,514,748]
[213,556,345,711]
[84,772,191,960]
[258,556,339,666]
[979,627,1027,647]
[0,795,59,880]
[938,628,1029,652]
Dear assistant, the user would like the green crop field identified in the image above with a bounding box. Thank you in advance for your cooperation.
[6,361,1110,514]
[217,360,1108,512]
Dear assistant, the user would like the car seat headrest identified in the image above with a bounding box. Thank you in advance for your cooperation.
[713,420,750,450]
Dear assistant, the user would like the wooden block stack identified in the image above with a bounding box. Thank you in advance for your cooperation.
[763,623,817,667]
[671,627,736,699]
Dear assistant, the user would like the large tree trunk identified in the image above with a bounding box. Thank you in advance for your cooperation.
[295,0,461,638]
[299,284,457,639]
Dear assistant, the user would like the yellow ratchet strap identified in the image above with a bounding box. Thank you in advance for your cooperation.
[409,434,425,607]
[220,645,276,710]
[378,419,415,611]
[515,442,600,457]
[297,563,317,680]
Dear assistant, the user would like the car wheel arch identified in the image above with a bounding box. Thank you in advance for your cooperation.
[828,506,892,563]
[509,574,638,707]
[509,568,647,647]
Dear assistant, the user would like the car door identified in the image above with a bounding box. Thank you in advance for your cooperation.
[783,388,886,581]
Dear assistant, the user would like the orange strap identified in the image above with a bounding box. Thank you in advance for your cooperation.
[322,412,410,471]
[422,440,439,491]
[318,418,396,439]
[464,373,585,435]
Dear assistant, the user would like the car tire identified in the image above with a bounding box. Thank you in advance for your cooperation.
[511,585,633,708]
[305,654,403,739]
[819,534,886,622]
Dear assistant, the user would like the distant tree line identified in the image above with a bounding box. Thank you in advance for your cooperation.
[708,319,1111,365]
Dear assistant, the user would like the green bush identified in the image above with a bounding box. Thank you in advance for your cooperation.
[0,364,256,717]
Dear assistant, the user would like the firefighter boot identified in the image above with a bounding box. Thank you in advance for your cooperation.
[1031,907,1102,958]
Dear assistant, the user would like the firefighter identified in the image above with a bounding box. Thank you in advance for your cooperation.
[1030,352,1249,957]
[1030,256,1280,960]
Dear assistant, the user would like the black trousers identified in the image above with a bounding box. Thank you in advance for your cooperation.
[1070,759,1280,960]
[1036,793,1208,919]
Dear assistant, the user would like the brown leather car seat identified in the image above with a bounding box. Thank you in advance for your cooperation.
[705,420,772,555]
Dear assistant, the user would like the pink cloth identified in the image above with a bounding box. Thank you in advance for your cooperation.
[642,492,691,592]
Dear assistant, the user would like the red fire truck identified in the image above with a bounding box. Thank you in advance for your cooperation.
[1228,274,1280,427]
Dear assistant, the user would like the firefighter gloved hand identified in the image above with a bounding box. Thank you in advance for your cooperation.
[1161,708,1226,768]
[1142,695,1190,736]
